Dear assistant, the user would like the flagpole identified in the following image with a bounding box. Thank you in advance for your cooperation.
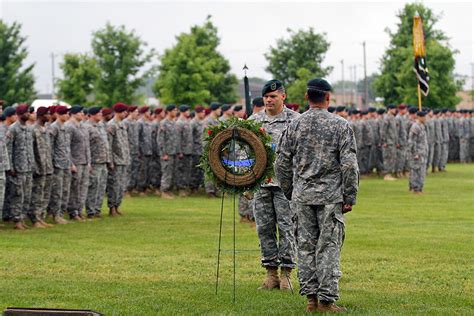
[417,84,422,111]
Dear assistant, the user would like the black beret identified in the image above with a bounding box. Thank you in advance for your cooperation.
[417,111,427,117]
[252,97,264,107]
[328,106,335,113]
[262,79,284,96]
[307,78,332,92]
[166,104,176,112]
[70,105,84,114]
[433,109,440,114]
[221,104,231,112]
[387,104,396,109]
[28,106,35,113]
[408,107,418,114]
[4,107,16,117]
[88,107,101,115]
[233,105,243,112]
[336,106,346,113]
[361,110,368,115]
[448,109,455,113]
[441,109,448,113]
[368,107,377,113]
[210,102,221,111]
[377,108,386,115]
[179,105,189,112]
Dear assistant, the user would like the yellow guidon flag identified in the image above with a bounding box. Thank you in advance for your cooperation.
[413,14,429,96]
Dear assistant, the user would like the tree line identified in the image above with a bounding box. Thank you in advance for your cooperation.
[0,3,464,109]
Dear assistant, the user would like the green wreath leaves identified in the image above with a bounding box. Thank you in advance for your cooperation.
[200,117,275,194]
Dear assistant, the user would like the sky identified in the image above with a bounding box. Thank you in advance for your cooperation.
[1,0,473,94]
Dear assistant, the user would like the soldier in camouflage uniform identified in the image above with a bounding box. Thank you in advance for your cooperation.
[275,78,359,313]
[470,110,474,161]
[29,107,54,228]
[6,105,35,230]
[395,104,408,177]
[149,108,164,194]
[459,110,471,163]
[137,106,154,195]
[190,105,206,193]
[107,103,130,216]
[425,110,435,170]
[359,111,374,175]
[439,109,450,171]
[66,105,91,220]
[159,105,178,199]
[1,107,16,222]
[176,105,194,197]
[248,80,299,291]
[203,103,222,198]
[431,110,443,172]
[123,106,140,194]
[375,108,386,175]
[381,105,398,180]
[0,112,11,223]
[408,112,429,193]
[85,107,110,218]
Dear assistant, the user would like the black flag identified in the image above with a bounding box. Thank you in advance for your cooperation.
[243,64,252,117]
[413,56,429,96]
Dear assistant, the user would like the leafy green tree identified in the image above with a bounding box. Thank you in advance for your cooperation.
[374,3,461,108]
[286,68,312,107]
[0,20,36,105]
[265,28,332,85]
[92,23,156,106]
[57,53,100,106]
[153,16,238,105]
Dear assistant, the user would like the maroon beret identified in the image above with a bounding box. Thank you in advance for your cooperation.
[102,108,113,116]
[127,105,138,113]
[16,104,29,115]
[113,103,128,113]
[36,106,49,116]
[138,106,150,114]
[48,106,57,114]
[195,105,204,113]
[154,108,163,115]
[204,108,211,115]
[56,106,69,115]
[398,104,407,110]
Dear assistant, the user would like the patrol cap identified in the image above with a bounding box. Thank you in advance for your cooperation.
[88,107,101,115]
[56,106,69,115]
[368,107,377,113]
[113,103,128,113]
[154,108,163,115]
[4,107,16,117]
[417,111,427,117]
[101,108,113,116]
[377,108,386,115]
[328,106,335,113]
[336,106,346,113]
[252,97,264,107]
[166,104,176,112]
[139,106,150,114]
[221,104,231,112]
[16,104,29,115]
[262,79,284,96]
[70,105,84,114]
[387,104,397,109]
[179,105,189,112]
[195,105,205,113]
[307,78,332,92]
[408,107,418,114]
[210,102,221,111]
[36,106,49,116]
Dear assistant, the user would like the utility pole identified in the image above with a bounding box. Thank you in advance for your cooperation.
[363,41,369,110]
[471,63,474,109]
[341,59,345,106]
[51,52,56,99]
[353,65,358,108]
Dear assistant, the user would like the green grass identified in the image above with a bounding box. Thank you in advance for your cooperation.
[0,164,473,315]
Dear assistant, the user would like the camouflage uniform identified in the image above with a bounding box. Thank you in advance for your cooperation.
[0,124,11,220]
[238,194,254,220]
[449,116,460,161]
[368,118,380,172]
[459,117,470,163]
[275,108,359,303]
[149,120,162,190]
[470,116,474,161]
[425,118,435,169]
[6,121,35,223]
[408,121,428,191]
[395,114,408,173]
[432,117,442,169]
[249,107,300,269]
[158,118,178,192]
[49,120,72,216]
[123,118,140,191]
[176,117,193,191]
[439,117,450,170]
[107,117,130,208]
[85,120,110,216]
[381,113,398,174]
[30,123,53,222]
[203,115,219,195]
[66,120,91,217]
[190,117,205,191]
[359,119,374,174]
[138,118,154,192]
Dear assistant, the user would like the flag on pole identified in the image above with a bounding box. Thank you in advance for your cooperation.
[243,64,252,117]
[413,14,429,96]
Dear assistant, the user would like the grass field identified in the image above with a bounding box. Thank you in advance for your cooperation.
[0,164,473,315]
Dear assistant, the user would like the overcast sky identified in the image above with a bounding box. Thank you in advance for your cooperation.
[1,0,472,94]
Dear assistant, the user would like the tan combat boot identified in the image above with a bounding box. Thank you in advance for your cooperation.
[13,222,26,230]
[317,301,347,313]
[33,221,46,229]
[54,215,69,225]
[161,191,175,199]
[383,174,396,181]
[258,267,280,290]
[109,207,118,217]
[279,267,293,290]
[306,295,318,313]
[39,220,53,227]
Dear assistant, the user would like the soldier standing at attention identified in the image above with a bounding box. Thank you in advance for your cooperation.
[123,106,140,195]
[159,105,179,199]
[219,104,233,121]
[275,78,359,313]
[85,107,110,218]
[150,108,164,195]
[176,105,193,197]
[190,105,206,194]
[395,104,408,177]
[203,103,221,198]
[408,111,429,194]
[252,97,265,115]
[381,104,398,180]
[137,106,154,195]
[107,103,130,216]
[0,109,11,225]
[249,79,300,291]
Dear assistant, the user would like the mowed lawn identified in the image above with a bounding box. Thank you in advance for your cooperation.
[0,164,473,315]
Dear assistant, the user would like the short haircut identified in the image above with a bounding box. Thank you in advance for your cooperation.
[307,89,327,104]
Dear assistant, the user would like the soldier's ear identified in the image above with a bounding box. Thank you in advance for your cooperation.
[304,93,308,101]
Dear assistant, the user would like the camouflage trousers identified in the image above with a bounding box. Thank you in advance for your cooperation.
[439,143,449,170]
[205,181,217,194]
[396,146,407,173]
[86,163,108,216]
[9,171,33,223]
[68,164,89,217]
[382,145,397,174]
[127,153,140,191]
[3,174,13,221]
[49,168,72,216]
[138,155,152,192]
[295,203,345,303]
[448,136,459,161]
[253,186,296,269]
[0,171,5,220]
[238,194,254,220]
[30,174,52,222]
[432,143,441,169]
[459,138,470,163]
[149,155,162,189]
[409,159,426,191]
[160,155,175,192]
[470,138,474,160]
[176,155,192,190]
[190,154,204,190]
[358,146,371,174]
[107,164,128,208]
[427,143,435,169]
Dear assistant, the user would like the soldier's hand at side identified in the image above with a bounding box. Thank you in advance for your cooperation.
[342,204,353,214]
[414,155,419,160]
[396,144,401,149]
[178,153,184,159]
[107,162,114,171]
[71,164,77,173]
[7,169,16,177]
[162,154,169,161]
[383,144,388,148]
